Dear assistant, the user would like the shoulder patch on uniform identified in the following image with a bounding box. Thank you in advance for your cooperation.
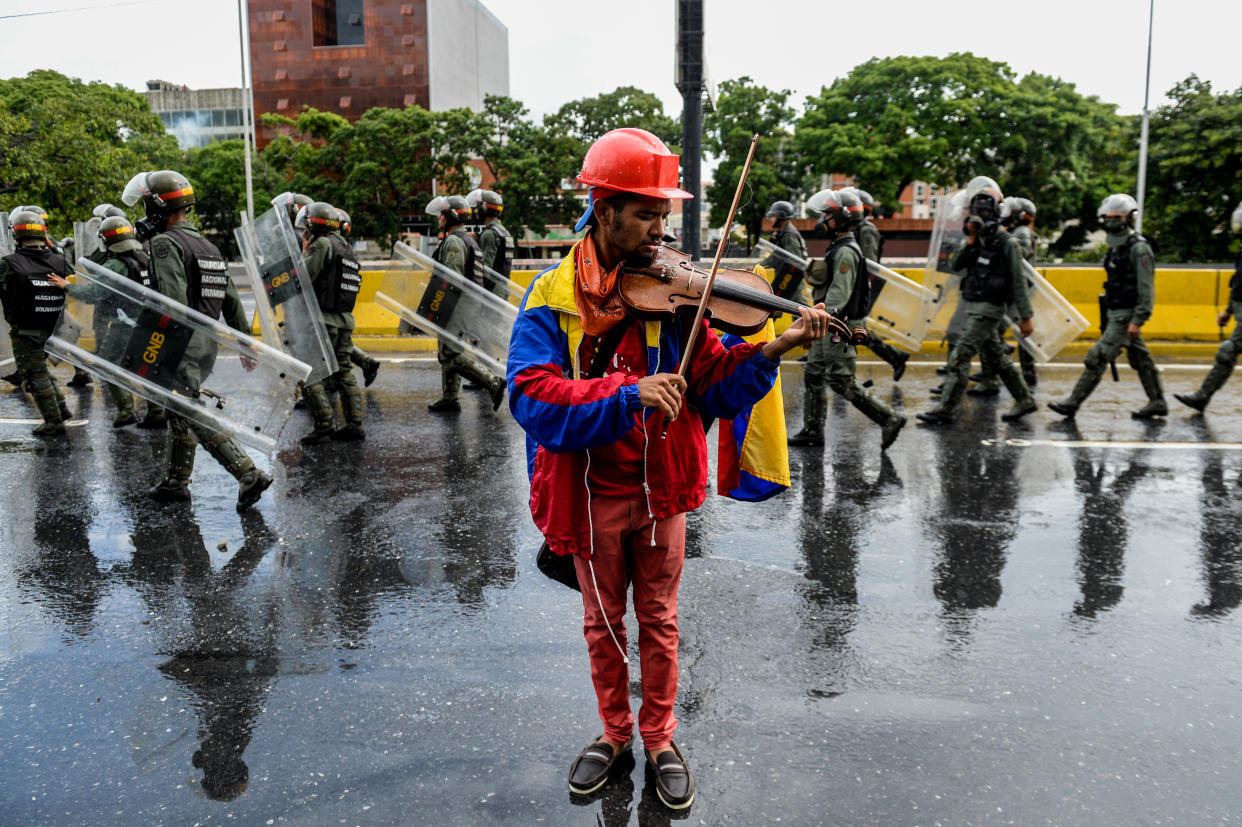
[1140,253,1154,270]
[152,238,173,259]
[839,261,851,274]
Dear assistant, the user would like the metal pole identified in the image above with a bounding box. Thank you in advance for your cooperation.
[237,0,255,222]
[678,0,703,260]
[1136,0,1154,234]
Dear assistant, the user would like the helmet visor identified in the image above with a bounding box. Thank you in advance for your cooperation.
[121,173,150,207]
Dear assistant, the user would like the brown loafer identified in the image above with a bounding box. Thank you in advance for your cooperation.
[569,734,633,795]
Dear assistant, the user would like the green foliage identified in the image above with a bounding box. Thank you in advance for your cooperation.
[181,139,252,258]
[0,70,180,236]
[704,77,799,246]
[544,86,680,149]
[1141,76,1242,262]
[795,53,1128,253]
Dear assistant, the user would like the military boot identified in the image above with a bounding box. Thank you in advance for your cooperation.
[428,368,462,413]
[149,427,196,501]
[300,383,337,443]
[201,429,256,480]
[1048,362,1106,418]
[2,370,22,388]
[788,387,826,446]
[361,358,380,388]
[30,381,65,436]
[68,367,92,387]
[108,383,137,427]
[868,335,909,381]
[848,383,906,451]
[1174,352,1234,412]
[996,360,1037,421]
[333,387,366,441]
[137,404,167,430]
[236,469,273,511]
[1132,358,1168,419]
[917,367,967,425]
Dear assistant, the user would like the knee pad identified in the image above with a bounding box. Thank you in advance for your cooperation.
[1216,340,1238,366]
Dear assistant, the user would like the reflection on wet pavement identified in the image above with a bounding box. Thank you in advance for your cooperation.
[1,359,1240,825]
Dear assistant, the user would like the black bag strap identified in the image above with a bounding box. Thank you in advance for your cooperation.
[586,316,631,379]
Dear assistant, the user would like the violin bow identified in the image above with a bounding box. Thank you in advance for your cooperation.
[661,134,760,437]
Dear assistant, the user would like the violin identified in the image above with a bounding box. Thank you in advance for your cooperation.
[618,244,862,343]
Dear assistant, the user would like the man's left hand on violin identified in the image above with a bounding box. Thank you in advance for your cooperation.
[762,304,835,362]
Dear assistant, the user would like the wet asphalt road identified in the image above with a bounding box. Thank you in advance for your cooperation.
[1,354,1241,826]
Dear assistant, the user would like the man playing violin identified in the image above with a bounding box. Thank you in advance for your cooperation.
[506,128,831,811]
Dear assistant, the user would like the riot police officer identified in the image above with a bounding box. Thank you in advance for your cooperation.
[917,177,1037,425]
[789,188,906,450]
[759,200,808,301]
[969,196,1040,395]
[296,201,365,443]
[336,208,381,388]
[48,216,154,427]
[0,208,69,435]
[1175,200,1242,412]
[1049,194,1166,419]
[845,187,909,381]
[425,195,506,413]
[66,204,127,389]
[122,170,273,508]
[468,188,514,299]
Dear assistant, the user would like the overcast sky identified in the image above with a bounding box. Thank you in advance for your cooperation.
[1,0,1236,122]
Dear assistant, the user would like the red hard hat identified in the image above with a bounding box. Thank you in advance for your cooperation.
[577,128,693,200]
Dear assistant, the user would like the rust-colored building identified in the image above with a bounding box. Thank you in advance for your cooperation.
[248,0,508,146]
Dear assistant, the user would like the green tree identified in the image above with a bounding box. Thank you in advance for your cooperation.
[181,139,253,258]
[704,77,799,247]
[544,86,680,149]
[1141,76,1242,262]
[465,95,581,234]
[0,70,179,236]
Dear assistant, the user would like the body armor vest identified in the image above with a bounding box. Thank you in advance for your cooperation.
[111,250,152,289]
[1102,234,1144,310]
[961,229,1014,305]
[477,221,513,279]
[316,233,361,314]
[434,228,480,284]
[2,247,68,330]
[163,226,229,320]
[821,235,870,320]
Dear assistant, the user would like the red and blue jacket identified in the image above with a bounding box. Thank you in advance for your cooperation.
[507,241,781,559]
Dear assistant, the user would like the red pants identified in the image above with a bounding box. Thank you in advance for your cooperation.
[574,496,686,751]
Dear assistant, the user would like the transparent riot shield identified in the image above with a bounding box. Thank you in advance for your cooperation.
[921,190,968,338]
[46,260,311,454]
[378,242,517,375]
[235,208,338,385]
[1002,261,1090,363]
[0,212,13,257]
[866,261,934,353]
[757,237,933,352]
[73,219,102,263]
[476,259,525,303]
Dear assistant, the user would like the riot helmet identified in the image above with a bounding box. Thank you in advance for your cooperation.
[98,216,143,253]
[425,195,471,228]
[854,189,875,217]
[965,176,1004,225]
[8,209,49,242]
[466,188,503,222]
[122,170,195,239]
[92,203,126,220]
[765,200,795,222]
[336,208,352,236]
[1231,201,1242,236]
[272,191,312,226]
[14,205,50,221]
[295,201,341,236]
[1098,193,1138,233]
[835,188,865,224]
[806,189,850,238]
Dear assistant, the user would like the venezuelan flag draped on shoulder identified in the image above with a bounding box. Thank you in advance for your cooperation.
[716,320,790,502]
[507,241,788,558]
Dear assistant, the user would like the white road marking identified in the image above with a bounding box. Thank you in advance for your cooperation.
[0,418,89,427]
[982,438,1242,451]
